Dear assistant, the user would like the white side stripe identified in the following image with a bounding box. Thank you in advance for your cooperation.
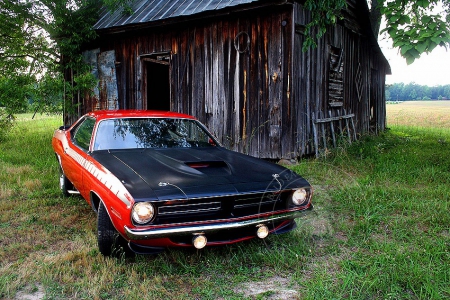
[56,131,133,208]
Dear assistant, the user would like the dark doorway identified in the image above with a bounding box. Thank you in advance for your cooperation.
[370,68,378,131]
[144,55,171,111]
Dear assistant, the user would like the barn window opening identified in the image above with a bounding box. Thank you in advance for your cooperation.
[328,46,344,107]
[143,53,171,111]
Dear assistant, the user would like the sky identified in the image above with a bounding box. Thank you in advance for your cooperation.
[378,37,450,87]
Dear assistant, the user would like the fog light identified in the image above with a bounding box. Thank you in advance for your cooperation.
[256,225,269,239]
[192,234,207,249]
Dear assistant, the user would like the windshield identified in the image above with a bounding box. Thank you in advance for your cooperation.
[93,118,216,150]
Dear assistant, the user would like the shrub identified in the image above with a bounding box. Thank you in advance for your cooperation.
[0,108,13,141]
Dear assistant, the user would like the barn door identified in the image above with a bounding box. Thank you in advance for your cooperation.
[142,52,171,111]
[370,68,378,131]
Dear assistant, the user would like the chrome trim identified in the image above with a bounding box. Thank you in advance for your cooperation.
[234,200,278,209]
[124,206,313,240]
[68,190,80,195]
[158,202,221,215]
[152,189,296,203]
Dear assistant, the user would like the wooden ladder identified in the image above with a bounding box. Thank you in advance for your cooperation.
[312,109,357,158]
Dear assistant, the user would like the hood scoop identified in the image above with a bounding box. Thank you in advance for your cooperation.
[185,161,231,176]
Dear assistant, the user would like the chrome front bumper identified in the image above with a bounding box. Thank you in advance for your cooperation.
[124,206,313,240]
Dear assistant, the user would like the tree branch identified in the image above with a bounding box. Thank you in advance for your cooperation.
[370,0,383,37]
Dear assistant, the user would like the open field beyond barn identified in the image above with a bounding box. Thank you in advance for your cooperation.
[387,100,450,129]
[0,106,449,299]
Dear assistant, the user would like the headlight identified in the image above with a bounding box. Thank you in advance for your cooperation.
[291,188,310,206]
[132,202,155,224]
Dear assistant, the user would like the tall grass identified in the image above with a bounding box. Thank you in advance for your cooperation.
[0,107,449,299]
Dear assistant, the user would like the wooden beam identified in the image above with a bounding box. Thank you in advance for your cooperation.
[313,113,355,123]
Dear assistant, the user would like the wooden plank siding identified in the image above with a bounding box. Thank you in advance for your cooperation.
[80,0,388,159]
[292,2,388,155]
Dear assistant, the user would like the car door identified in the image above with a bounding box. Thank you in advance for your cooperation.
[65,117,96,198]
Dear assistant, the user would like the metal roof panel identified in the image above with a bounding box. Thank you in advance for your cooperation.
[93,0,260,30]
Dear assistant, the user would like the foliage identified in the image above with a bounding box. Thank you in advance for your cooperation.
[102,0,133,15]
[386,82,450,100]
[0,109,14,141]
[0,75,34,114]
[381,0,450,64]
[0,0,103,136]
[0,1,55,77]
[302,0,347,51]
[29,74,66,115]
[304,0,450,64]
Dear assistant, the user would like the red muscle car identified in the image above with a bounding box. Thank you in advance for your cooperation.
[52,110,313,256]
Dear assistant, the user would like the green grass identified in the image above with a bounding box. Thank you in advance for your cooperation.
[0,111,449,299]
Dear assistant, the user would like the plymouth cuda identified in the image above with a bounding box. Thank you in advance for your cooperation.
[52,110,313,256]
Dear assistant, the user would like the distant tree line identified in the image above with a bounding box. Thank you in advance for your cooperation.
[386,83,450,101]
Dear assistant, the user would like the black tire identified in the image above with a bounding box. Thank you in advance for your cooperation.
[97,202,129,257]
[56,154,74,197]
[59,173,72,197]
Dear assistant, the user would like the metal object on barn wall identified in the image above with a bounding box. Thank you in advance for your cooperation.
[98,50,119,110]
[234,31,250,53]
[82,49,119,112]
[82,49,101,112]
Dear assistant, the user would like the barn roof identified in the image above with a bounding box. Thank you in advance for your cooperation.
[94,0,263,30]
[93,0,390,73]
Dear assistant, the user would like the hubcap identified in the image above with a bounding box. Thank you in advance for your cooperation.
[59,174,65,190]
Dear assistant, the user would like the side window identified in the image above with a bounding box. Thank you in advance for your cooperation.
[73,117,96,151]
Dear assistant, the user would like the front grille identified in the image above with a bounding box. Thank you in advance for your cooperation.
[158,202,221,215]
[233,193,283,216]
[154,191,289,225]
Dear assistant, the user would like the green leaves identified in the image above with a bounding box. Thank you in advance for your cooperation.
[302,0,347,51]
[0,0,104,118]
[303,0,449,64]
[381,0,450,64]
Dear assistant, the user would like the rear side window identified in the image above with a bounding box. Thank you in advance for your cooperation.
[73,117,95,151]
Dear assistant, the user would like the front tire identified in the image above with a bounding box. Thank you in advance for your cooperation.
[97,202,128,257]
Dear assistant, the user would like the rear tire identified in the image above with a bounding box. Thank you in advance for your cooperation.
[56,154,74,197]
[97,202,129,257]
[59,173,73,197]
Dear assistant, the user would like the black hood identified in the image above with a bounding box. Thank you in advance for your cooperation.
[91,147,309,201]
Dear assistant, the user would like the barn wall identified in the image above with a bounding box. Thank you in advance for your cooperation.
[83,1,388,159]
[91,6,297,159]
[292,1,388,155]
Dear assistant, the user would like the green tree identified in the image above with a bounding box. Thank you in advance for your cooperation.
[0,0,104,136]
[0,0,131,113]
[386,82,404,101]
[386,83,450,100]
[305,0,450,64]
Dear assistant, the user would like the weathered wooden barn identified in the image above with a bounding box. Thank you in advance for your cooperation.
[78,0,390,159]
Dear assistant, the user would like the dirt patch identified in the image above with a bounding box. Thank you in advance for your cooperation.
[234,276,299,299]
[14,284,45,300]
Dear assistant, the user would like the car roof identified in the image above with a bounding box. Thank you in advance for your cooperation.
[86,110,197,121]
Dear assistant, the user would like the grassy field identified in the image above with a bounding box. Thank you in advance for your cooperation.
[387,100,450,129]
[0,107,449,299]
